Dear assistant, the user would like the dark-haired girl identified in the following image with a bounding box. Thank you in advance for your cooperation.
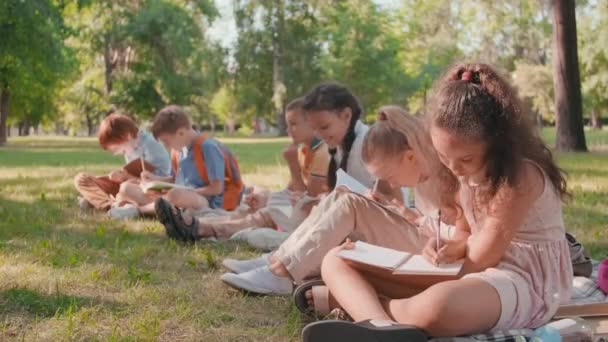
[219,83,393,295]
[309,63,572,339]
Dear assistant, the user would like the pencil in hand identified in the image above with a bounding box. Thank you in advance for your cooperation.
[436,210,442,263]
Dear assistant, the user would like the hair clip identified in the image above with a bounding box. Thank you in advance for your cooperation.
[461,71,473,82]
[377,111,388,121]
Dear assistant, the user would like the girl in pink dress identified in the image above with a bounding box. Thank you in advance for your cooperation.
[306,63,573,340]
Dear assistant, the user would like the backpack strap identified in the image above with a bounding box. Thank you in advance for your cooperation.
[191,134,210,185]
[170,150,180,176]
[191,134,244,211]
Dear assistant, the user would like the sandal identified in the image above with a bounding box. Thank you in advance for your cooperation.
[293,279,331,317]
[155,198,200,242]
[301,319,427,342]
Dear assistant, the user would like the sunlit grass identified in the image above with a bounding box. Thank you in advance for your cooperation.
[0,134,607,340]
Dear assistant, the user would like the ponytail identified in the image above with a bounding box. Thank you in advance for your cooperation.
[303,83,362,189]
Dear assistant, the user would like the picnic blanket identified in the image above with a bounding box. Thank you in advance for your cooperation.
[568,260,607,305]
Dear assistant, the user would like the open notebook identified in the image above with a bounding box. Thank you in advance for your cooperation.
[337,241,463,276]
[140,181,190,192]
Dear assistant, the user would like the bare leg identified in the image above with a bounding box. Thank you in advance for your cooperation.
[116,181,152,206]
[165,188,208,212]
[321,247,501,336]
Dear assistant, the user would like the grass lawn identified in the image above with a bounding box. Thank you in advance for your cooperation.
[1,129,607,341]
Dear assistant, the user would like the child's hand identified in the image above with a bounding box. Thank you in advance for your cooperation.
[365,188,388,204]
[337,238,355,251]
[422,237,467,265]
[282,144,299,164]
[244,192,268,211]
[289,191,305,206]
[140,170,156,182]
[109,170,128,182]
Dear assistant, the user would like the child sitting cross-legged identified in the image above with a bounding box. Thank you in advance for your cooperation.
[74,112,171,216]
[302,63,573,340]
[113,105,244,222]
[155,97,330,242]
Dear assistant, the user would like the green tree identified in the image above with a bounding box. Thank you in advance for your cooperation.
[512,62,554,125]
[552,0,587,151]
[457,0,552,70]
[0,0,76,144]
[316,0,407,115]
[579,0,608,129]
[233,0,321,134]
[397,0,462,113]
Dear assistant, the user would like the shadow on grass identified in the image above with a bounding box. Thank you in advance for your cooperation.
[0,192,258,277]
[0,287,125,318]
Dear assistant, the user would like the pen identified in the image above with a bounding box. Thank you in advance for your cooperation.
[436,210,442,253]
[372,179,379,194]
[140,150,146,176]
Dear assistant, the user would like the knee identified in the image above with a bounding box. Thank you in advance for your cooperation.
[74,172,91,188]
[321,246,347,280]
[118,181,131,194]
[165,188,185,206]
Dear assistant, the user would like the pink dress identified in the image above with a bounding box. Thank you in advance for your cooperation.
[461,162,573,330]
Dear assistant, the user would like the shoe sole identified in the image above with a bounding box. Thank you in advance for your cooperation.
[220,274,291,296]
[302,320,427,342]
[154,198,182,241]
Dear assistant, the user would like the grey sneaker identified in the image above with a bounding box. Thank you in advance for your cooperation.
[220,266,293,295]
[78,197,94,212]
[222,253,271,274]
[107,205,140,220]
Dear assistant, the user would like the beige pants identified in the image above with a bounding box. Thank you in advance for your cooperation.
[74,173,120,210]
[274,188,427,283]
[205,208,276,239]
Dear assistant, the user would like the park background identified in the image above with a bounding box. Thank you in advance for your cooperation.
[1,0,607,340]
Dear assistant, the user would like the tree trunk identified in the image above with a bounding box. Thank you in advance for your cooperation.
[104,35,114,96]
[86,113,95,136]
[590,108,602,130]
[23,119,31,136]
[271,0,287,137]
[552,0,587,151]
[0,87,8,146]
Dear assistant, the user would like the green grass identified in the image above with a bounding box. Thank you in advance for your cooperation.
[1,133,608,340]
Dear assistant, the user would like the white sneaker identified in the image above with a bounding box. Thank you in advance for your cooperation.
[222,253,271,274]
[220,266,293,295]
[108,205,140,220]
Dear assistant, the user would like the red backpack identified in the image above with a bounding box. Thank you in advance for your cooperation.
[171,134,244,210]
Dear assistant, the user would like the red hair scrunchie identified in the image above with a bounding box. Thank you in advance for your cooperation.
[377,110,388,121]
[461,71,473,82]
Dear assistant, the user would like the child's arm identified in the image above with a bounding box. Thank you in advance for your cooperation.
[194,180,223,196]
[303,147,331,196]
[460,163,545,275]
[305,175,327,197]
[194,141,226,197]
[284,144,307,192]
